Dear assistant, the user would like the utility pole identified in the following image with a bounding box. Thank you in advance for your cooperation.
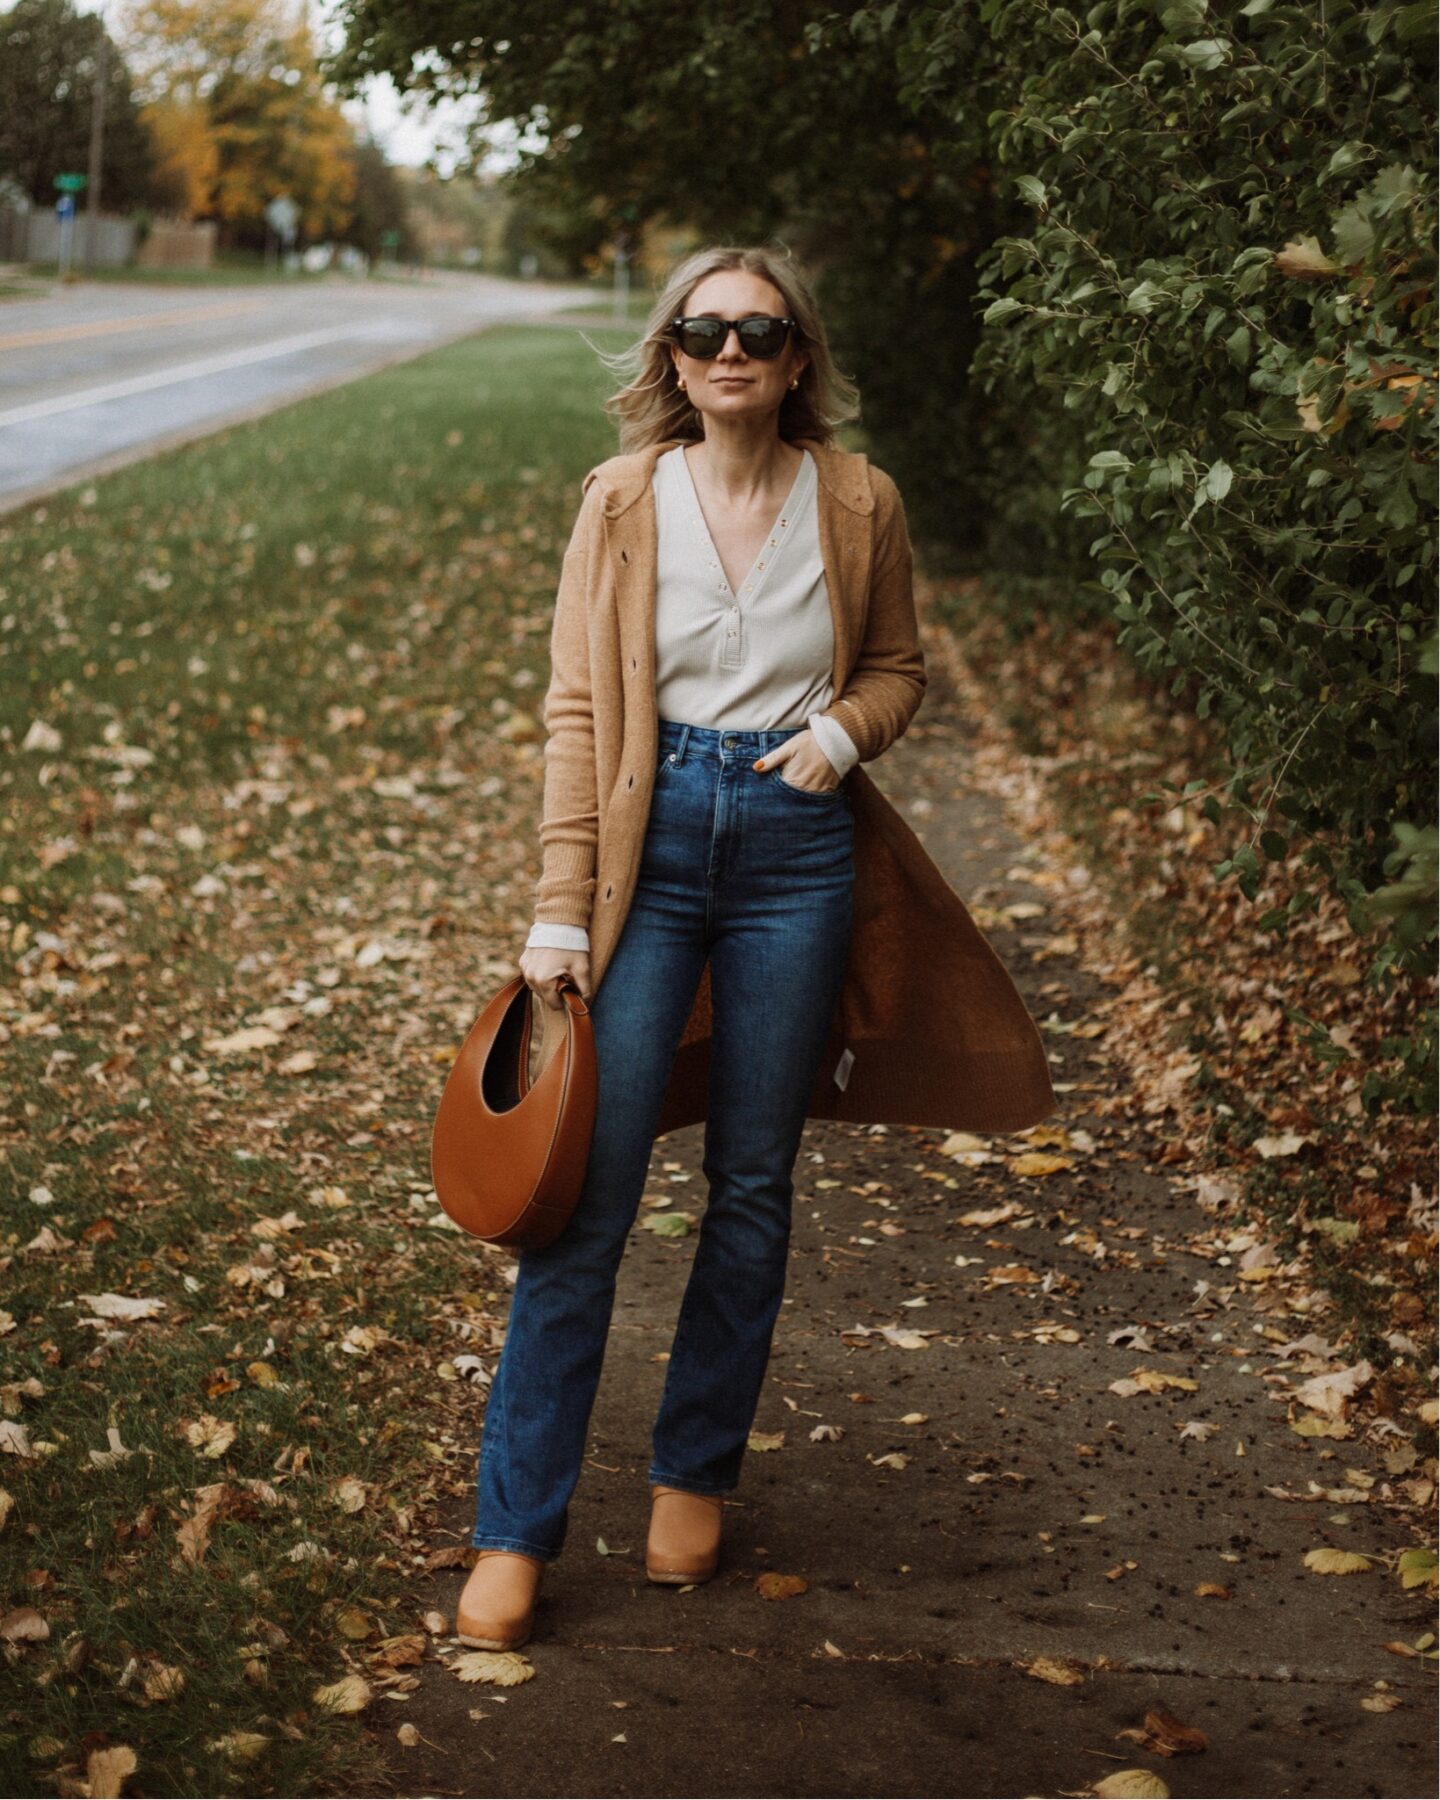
[84,27,108,273]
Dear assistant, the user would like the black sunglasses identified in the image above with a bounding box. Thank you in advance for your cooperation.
[671,315,798,360]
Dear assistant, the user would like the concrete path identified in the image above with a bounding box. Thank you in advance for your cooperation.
[377,617,1437,1797]
[0,269,594,510]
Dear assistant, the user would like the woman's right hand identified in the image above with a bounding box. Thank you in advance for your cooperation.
[519,944,591,1010]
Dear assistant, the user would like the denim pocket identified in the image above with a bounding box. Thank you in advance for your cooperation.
[770,767,847,802]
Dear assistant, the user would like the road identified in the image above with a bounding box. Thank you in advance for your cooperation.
[0,269,596,510]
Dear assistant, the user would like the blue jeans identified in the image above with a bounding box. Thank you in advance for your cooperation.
[471,718,856,1560]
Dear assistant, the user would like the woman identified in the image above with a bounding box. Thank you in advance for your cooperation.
[455,244,1054,1651]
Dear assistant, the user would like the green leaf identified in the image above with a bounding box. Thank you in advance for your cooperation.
[643,1212,691,1238]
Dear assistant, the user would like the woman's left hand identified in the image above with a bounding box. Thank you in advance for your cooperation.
[752,729,840,793]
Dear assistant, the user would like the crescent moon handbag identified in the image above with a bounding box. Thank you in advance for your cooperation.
[430,971,597,1249]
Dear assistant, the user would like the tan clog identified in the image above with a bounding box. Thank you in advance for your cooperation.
[646,1484,725,1585]
[455,1549,546,1649]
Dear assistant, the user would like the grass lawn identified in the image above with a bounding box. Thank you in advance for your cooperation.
[0,323,631,1796]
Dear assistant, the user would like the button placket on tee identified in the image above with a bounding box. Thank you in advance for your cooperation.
[676,450,814,672]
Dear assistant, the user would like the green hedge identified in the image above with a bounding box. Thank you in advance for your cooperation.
[846,0,1438,1108]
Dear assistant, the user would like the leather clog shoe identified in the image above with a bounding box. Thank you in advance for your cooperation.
[455,1549,546,1649]
[646,1484,725,1586]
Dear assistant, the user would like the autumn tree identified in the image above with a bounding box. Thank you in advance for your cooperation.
[117,0,358,242]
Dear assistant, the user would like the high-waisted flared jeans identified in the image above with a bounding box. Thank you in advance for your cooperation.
[470,717,856,1560]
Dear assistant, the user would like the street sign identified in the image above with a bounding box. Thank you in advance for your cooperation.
[264,194,300,240]
[54,172,87,192]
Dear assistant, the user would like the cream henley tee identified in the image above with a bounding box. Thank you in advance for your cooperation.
[527,444,860,954]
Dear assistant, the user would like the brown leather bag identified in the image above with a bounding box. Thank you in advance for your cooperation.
[430,972,597,1249]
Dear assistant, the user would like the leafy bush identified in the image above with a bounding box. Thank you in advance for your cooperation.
[866,0,1438,1106]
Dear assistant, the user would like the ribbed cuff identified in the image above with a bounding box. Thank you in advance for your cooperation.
[526,922,591,952]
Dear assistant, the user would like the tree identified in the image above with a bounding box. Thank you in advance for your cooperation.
[117,0,358,240]
[0,0,158,210]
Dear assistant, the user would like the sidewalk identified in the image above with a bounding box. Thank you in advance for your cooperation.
[376,625,1437,1799]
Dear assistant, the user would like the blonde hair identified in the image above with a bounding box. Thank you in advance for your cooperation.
[587,243,861,453]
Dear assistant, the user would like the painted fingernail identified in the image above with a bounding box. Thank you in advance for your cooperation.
[752,759,765,770]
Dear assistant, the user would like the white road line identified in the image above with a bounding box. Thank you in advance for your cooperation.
[0,325,363,429]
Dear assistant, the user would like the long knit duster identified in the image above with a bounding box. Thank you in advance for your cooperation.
[530,434,1057,1137]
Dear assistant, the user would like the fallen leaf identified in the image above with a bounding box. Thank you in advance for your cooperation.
[1291,1412,1351,1439]
[206,1732,268,1764]
[140,1660,185,1701]
[1009,1151,1074,1177]
[1293,1361,1375,1417]
[184,1414,236,1459]
[1094,1773,1171,1799]
[313,1673,372,1713]
[202,1025,286,1056]
[1252,1132,1313,1158]
[754,1572,808,1600]
[1023,1654,1085,1686]
[0,1421,34,1458]
[1396,1548,1438,1592]
[642,1211,693,1239]
[747,1429,785,1452]
[77,1293,166,1322]
[1115,1707,1209,1756]
[453,1650,535,1686]
[0,1606,49,1643]
[84,1743,138,1798]
[1303,1547,1373,1575]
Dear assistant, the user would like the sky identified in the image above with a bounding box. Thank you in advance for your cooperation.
[82,0,510,175]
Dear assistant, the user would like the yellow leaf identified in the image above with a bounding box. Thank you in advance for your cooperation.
[140,1660,185,1701]
[1291,1413,1351,1439]
[1275,235,1340,278]
[206,1732,268,1765]
[747,1430,785,1452]
[453,1650,535,1686]
[988,1265,1042,1285]
[183,1414,236,1459]
[84,1745,138,1799]
[1023,1654,1085,1686]
[313,1673,372,1713]
[1303,1547,1373,1575]
[754,1572,808,1600]
[1094,1773,1171,1799]
[1129,1369,1200,1394]
[1009,1151,1074,1177]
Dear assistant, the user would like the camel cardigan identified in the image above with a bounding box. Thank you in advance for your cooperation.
[530,434,1057,1137]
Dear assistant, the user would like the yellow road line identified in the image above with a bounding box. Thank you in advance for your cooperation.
[0,297,268,352]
